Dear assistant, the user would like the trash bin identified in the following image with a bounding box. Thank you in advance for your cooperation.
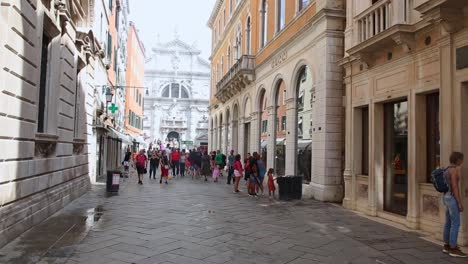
[277,175,302,201]
[106,170,121,192]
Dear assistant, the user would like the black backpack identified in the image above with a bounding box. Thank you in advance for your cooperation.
[431,167,449,193]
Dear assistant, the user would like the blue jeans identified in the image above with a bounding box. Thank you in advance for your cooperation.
[443,194,460,247]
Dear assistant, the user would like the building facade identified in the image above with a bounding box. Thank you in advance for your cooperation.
[208,0,346,201]
[144,36,210,149]
[0,0,97,247]
[125,22,146,137]
[342,0,468,245]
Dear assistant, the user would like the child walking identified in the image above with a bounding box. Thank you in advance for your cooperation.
[267,168,276,198]
[212,165,220,183]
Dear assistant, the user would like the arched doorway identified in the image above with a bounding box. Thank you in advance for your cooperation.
[258,89,267,166]
[243,97,252,156]
[274,80,286,177]
[295,66,313,182]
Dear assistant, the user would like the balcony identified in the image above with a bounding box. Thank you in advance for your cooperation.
[215,55,255,103]
[348,0,414,61]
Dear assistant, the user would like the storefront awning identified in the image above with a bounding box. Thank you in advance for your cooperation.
[297,139,312,149]
[108,128,133,144]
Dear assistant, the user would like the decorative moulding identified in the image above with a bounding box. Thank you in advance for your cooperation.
[35,133,59,158]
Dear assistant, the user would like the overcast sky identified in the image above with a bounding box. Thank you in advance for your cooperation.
[130,0,216,61]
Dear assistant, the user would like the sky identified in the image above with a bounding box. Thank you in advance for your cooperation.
[130,0,217,61]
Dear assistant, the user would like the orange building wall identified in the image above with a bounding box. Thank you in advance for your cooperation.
[125,23,145,135]
[108,1,118,86]
[210,0,317,101]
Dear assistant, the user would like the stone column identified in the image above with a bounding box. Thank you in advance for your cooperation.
[266,107,276,171]
[232,118,239,153]
[407,91,419,229]
[285,98,296,176]
[342,60,355,209]
[238,117,245,157]
[223,122,229,154]
[250,111,260,154]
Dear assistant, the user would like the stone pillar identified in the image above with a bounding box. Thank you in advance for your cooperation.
[266,106,276,171]
[342,61,355,209]
[232,118,239,153]
[407,91,419,229]
[223,122,229,154]
[309,35,344,202]
[238,117,245,157]
[285,98,296,176]
[250,111,260,154]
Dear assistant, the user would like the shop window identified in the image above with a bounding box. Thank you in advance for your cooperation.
[426,92,440,182]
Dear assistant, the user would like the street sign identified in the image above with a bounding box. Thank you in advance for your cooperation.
[108,103,119,113]
[182,141,193,145]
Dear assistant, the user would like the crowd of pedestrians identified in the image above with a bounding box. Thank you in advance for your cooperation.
[122,146,277,198]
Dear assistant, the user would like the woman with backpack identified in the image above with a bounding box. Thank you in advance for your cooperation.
[441,152,467,258]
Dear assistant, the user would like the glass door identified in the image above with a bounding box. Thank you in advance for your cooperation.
[384,101,408,216]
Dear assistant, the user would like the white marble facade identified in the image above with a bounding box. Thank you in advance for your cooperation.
[144,36,210,149]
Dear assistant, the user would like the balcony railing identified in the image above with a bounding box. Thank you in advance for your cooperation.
[356,0,410,43]
[215,55,255,103]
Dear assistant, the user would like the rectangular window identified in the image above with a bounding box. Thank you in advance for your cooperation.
[38,33,52,133]
[109,0,113,10]
[107,32,112,59]
[426,92,440,182]
[281,116,286,131]
[262,120,268,133]
[362,107,369,175]
[74,68,81,138]
[115,8,119,32]
[277,0,285,31]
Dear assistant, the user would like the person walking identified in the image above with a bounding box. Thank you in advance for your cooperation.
[227,150,235,185]
[171,148,181,177]
[135,149,148,185]
[179,149,187,177]
[233,154,243,193]
[201,151,211,182]
[149,151,160,180]
[267,168,276,198]
[248,152,260,196]
[443,152,467,258]
[256,155,266,194]
[160,150,170,184]
[123,148,131,178]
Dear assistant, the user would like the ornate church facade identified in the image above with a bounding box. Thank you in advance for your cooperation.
[143,36,210,149]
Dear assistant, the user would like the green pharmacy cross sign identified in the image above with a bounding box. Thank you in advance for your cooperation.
[108,103,119,114]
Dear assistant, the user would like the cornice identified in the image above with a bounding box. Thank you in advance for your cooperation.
[208,0,224,28]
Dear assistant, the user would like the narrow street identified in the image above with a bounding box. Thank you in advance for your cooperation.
[0,170,465,264]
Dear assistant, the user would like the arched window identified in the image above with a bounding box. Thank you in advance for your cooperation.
[161,83,190,99]
[277,0,285,32]
[260,0,268,48]
[246,17,251,55]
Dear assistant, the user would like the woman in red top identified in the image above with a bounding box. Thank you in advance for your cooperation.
[135,149,148,185]
[233,154,243,193]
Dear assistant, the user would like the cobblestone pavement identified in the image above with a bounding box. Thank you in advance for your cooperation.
[1,171,467,264]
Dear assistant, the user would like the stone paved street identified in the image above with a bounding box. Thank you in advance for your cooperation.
[0,172,467,264]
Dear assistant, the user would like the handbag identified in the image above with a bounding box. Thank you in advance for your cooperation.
[143,168,147,174]
[164,165,169,170]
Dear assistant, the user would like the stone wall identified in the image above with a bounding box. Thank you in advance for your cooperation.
[0,0,92,247]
